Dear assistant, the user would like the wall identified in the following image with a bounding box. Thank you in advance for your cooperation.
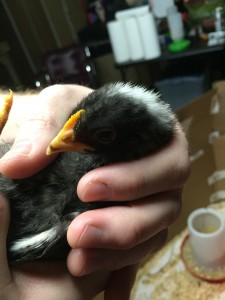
[0,1,155,88]
[0,0,122,87]
[1,0,83,74]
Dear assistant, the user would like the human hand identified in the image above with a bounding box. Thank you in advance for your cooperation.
[0,84,190,298]
[0,193,112,300]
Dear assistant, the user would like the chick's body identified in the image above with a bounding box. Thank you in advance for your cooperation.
[4,152,102,264]
[1,82,176,265]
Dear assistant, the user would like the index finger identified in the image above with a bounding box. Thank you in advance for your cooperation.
[77,124,190,202]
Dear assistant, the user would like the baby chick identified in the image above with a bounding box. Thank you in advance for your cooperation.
[0,82,176,265]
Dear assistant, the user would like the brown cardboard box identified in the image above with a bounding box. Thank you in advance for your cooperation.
[131,82,225,298]
[169,81,225,240]
[211,82,225,134]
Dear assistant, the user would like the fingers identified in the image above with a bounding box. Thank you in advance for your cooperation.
[68,190,181,250]
[67,230,168,276]
[0,194,12,288]
[0,85,92,178]
[77,124,190,202]
[67,189,179,277]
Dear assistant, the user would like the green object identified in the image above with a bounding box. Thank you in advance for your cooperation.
[185,0,225,23]
[168,39,191,53]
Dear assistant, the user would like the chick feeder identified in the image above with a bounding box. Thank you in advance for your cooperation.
[181,208,225,283]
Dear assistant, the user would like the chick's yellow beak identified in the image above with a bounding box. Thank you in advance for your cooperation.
[46,109,94,155]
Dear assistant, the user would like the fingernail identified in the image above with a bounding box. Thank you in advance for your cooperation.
[77,224,103,247]
[81,182,111,201]
[1,141,33,160]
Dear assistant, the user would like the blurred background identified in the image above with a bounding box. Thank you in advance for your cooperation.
[1,0,225,109]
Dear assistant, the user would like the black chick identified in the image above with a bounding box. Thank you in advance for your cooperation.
[0,82,176,266]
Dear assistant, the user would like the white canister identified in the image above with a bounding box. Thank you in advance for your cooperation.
[188,208,225,268]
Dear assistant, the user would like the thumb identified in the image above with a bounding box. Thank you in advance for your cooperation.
[0,194,12,287]
[0,85,92,179]
[0,119,58,179]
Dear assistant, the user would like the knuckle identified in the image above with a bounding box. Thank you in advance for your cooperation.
[39,84,62,99]
[160,190,183,229]
[111,229,136,251]
[176,155,191,187]
[105,251,138,270]
[171,190,183,220]
[130,222,147,248]
[121,219,148,250]
[169,123,191,189]
[124,173,145,200]
[113,208,147,250]
[23,115,59,138]
[169,149,191,190]
[175,130,191,187]
[109,170,145,201]
[40,114,59,131]
[109,222,141,251]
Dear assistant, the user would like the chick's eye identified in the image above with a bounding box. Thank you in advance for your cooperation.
[95,129,116,144]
